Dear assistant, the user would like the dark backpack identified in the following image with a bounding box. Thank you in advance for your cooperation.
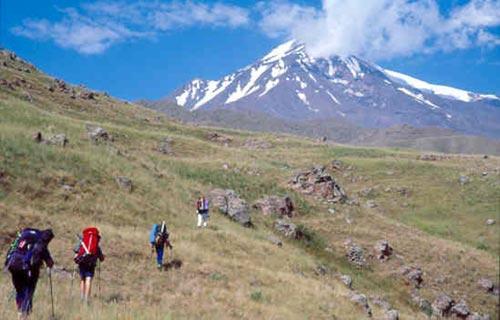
[5,228,45,273]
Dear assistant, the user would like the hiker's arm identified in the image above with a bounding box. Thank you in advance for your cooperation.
[98,247,105,262]
[43,249,54,268]
[166,240,173,249]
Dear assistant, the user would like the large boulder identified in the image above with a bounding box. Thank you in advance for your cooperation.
[253,195,294,217]
[290,165,347,202]
[401,266,423,288]
[345,240,366,268]
[45,134,69,147]
[374,240,393,261]
[451,300,470,318]
[432,294,454,317]
[207,189,251,227]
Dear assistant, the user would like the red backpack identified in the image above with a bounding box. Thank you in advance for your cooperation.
[74,227,100,265]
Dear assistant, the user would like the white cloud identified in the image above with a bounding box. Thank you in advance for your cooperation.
[258,0,500,60]
[12,1,250,55]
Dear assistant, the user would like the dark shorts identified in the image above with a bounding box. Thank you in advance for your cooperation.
[79,263,96,279]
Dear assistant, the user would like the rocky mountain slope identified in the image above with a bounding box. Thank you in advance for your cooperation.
[165,40,500,140]
[1,50,499,319]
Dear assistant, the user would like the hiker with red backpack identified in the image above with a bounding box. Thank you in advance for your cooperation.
[73,227,104,304]
[196,195,210,228]
[4,228,54,320]
[149,221,172,270]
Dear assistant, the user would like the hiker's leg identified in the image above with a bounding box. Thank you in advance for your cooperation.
[84,277,92,302]
[156,246,164,266]
[197,213,203,227]
[203,213,208,227]
[23,276,37,316]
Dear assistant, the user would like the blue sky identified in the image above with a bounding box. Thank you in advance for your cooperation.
[1,0,499,101]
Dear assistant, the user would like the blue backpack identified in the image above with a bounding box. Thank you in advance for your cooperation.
[5,228,44,273]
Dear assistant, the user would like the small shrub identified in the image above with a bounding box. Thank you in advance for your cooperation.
[250,290,263,302]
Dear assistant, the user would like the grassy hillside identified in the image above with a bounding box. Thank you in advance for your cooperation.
[0,50,498,319]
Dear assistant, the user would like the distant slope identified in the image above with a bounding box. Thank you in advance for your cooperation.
[141,100,500,155]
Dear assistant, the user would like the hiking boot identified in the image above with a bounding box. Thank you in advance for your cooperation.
[157,264,163,271]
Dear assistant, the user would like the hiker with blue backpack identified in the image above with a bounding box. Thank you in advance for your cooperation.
[73,227,105,304]
[4,228,54,320]
[196,195,210,228]
[149,221,172,270]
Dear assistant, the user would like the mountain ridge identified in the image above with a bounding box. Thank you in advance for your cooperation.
[165,40,500,139]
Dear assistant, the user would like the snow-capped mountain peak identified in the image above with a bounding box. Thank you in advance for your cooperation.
[168,40,500,138]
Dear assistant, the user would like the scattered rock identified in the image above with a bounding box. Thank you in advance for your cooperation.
[318,136,327,143]
[328,208,336,215]
[371,296,392,311]
[432,293,454,317]
[401,266,423,288]
[45,134,69,147]
[350,293,372,317]
[253,195,294,217]
[365,200,377,208]
[459,175,470,185]
[115,176,133,192]
[331,159,343,171]
[315,265,328,276]
[33,131,43,143]
[207,189,251,227]
[274,218,297,238]
[222,163,230,170]
[243,138,272,150]
[466,313,491,320]
[450,300,470,318]
[267,235,282,247]
[485,219,495,226]
[477,278,497,294]
[78,90,96,100]
[411,293,433,317]
[157,137,173,155]
[374,240,393,261]
[359,187,374,197]
[385,309,399,320]
[206,132,232,145]
[290,165,347,202]
[345,242,366,268]
[86,124,111,144]
[418,154,450,161]
[340,274,352,289]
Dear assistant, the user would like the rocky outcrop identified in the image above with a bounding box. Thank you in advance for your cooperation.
[206,132,232,145]
[450,300,470,318]
[32,132,68,147]
[207,189,251,227]
[340,274,352,289]
[344,240,366,268]
[401,266,423,288]
[350,293,372,317]
[290,165,346,202]
[477,278,498,295]
[374,240,393,261]
[274,218,297,238]
[157,137,173,155]
[86,124,111,144]
[432,294,454,317]
[253,195,294,217]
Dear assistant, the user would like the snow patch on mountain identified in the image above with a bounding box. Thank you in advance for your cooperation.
[385,69,499,102]
[398,87,441,110]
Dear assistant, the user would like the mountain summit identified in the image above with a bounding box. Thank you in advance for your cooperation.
[169,40,500,138]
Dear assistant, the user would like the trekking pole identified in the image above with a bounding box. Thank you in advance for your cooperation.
[97,260,101,299]
[48,268,55,319]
